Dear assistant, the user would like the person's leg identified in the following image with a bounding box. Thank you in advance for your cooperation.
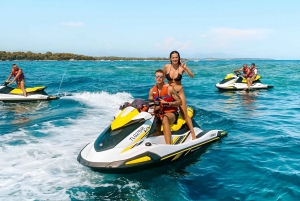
[249,75,255,87]
[178,89,196,140]
[161,113,175,144]
[246,77,251,89]
[151,118,163,136]
[19,80,27,97]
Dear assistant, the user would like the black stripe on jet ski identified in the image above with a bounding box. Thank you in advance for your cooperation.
[173,135,184,145]
[179,132,190,144]
[161,137,220,161]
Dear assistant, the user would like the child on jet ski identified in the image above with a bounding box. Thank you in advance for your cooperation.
[148,69,182,144]
[6,64,27,97]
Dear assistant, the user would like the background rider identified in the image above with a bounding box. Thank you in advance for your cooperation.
[6,64,27,97]
[247,63,258,90]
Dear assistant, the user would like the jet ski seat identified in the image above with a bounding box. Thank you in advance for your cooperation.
[162,106,194,132]
[10,86,46,94]
[241,75,261,83]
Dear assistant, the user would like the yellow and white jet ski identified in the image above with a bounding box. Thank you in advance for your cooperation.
[0,82,59,102]
[215,73,274,91]
[77,99,227,173]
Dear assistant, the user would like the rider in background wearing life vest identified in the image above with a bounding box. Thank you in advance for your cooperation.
[148,69,182,144]
[234,63,255,91]
[234,64,251,79]
[6,64,27,97]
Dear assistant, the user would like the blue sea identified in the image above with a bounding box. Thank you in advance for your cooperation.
[0,60,299,200]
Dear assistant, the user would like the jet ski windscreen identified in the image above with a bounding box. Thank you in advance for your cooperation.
[94,120,146,152]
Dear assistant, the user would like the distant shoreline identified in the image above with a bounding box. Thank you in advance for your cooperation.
[0,51,274,61]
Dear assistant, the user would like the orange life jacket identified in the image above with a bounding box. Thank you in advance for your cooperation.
[151,84,178,113]
[12,68,25,81]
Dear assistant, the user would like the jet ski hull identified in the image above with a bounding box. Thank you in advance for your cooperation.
[215,73,274,91]
[0,94,59,102]
[0,84,59,102]
[216,83,274,91]
[77,120,227,174]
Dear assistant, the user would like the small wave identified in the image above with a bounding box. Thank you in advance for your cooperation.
[116,66,135,69]
[62,91,133,110]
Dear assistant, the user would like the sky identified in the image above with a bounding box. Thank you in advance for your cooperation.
[1,0,300,59]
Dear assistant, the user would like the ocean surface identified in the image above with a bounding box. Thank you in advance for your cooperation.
[0,60,299,201]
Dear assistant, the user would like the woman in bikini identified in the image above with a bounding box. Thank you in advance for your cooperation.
[163,50,196,140]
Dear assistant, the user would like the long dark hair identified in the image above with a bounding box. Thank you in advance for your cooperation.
[169,50,181,65]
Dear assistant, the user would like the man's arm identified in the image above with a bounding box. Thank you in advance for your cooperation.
[148,88,153,101]
[6,70,13,81]
[233,68,242,72]
[169,87,182,106]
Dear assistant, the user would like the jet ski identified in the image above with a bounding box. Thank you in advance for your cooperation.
[0,82,59,102]
[215,72,274,91]
[77,98,227,174]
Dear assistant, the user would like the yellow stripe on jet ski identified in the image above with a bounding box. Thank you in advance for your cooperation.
[121,126,151,153]
[172,136,179,145]
[125,156,151,165]
[10,86,46,94]
[224,74,235,79]
[220,131,227,136]
[172,135,184,145]
[161,137,220,161]
[111,108,140,130]
[184,149,191,156]
[178,133,189,144]
[171,152,183,161]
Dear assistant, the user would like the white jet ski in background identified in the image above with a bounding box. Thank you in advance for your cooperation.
[215,72,274,91]
[77,98,227,174]
[0,82,59,102]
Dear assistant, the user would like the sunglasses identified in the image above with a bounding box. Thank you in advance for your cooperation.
[155,75,164,79]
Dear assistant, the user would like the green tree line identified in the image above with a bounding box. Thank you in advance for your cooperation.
[0,51,168,61]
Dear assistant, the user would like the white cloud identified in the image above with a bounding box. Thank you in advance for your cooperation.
[61,22,84,27]
[155,37,192,52]
[208,27,272,41]
[201,27,273,53]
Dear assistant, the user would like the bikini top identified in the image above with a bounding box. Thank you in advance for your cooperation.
[166,67,182,82]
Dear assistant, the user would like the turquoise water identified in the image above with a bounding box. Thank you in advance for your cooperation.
[0,60,299,200]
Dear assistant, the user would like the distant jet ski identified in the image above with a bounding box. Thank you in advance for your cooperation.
[77,99,227,174]
[0,82,59,102]
[215,73,274,91]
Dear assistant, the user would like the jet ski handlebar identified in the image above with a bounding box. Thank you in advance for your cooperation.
[235,71,241,76]
[148,101,169,107]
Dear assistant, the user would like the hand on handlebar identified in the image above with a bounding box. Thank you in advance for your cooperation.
[159,99,169,105]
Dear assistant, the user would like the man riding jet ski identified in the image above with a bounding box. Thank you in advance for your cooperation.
[77,98,227,173]
[0,82,59,102]
[215,69,273,91]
